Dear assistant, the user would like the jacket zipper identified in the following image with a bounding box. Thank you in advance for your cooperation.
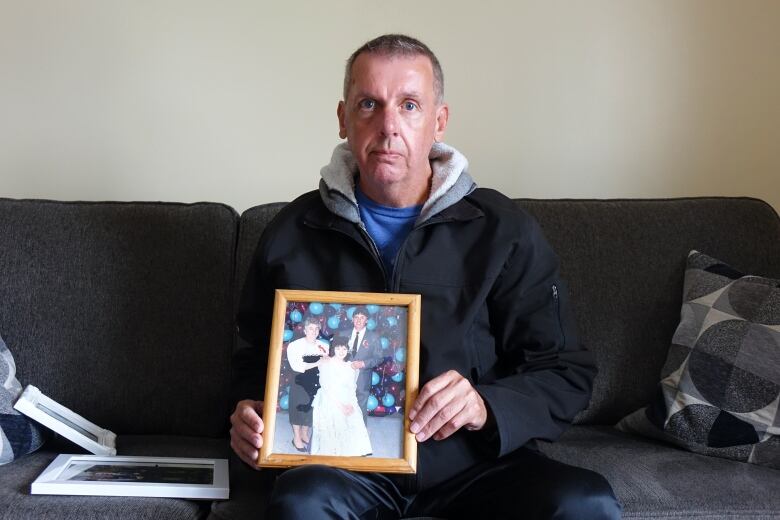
[552,284,566,345]
[357,222,389,290]
[390,216,458,292]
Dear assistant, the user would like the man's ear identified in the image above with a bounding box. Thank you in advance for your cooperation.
[337,101,347,139]
[434,103,449,142]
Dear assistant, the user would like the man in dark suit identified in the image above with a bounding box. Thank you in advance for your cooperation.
[342,306,382,423]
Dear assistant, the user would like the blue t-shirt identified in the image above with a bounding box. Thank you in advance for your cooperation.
[355,186,422,279]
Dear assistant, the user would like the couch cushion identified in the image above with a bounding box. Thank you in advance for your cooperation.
[538,425,780,519]
[617,251,780,468]
[0,199,238,437]
[517,198,780,425]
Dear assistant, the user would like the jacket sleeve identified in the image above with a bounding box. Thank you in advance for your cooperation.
[474,217,596,457]
[233,234,275,405]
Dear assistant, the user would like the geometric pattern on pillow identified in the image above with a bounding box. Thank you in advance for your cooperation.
[617,250,780,469]
[0,332,46,465]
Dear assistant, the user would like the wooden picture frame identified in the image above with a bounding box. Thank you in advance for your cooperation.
[257,289,420,474]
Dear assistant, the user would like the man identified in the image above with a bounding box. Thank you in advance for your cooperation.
[231,34,621,519]
[342,305,382,421]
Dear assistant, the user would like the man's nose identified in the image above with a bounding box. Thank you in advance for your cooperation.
[379,107,399,137]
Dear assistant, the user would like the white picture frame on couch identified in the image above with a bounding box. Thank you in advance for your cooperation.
[31,454,229,499]
[13,385,117,456]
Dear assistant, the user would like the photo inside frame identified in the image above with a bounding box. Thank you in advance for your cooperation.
[61,461,214,484]
[273,301,408,459]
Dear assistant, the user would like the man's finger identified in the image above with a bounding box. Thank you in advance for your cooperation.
[409,370,458,421]
[416,395,467,442]
[230,434,259,467]
[410,374,462,439]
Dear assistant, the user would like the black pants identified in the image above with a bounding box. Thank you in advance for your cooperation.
[267,447,621,519]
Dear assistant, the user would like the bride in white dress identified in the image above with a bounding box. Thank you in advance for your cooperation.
[310,339,373,456]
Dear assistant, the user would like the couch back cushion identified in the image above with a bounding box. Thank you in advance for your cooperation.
[0,199,238,437]
[237,197,780,426]
[517,198,780,424]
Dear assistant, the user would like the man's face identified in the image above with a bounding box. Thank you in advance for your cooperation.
[352,313,368,331]
[338,53,448,205]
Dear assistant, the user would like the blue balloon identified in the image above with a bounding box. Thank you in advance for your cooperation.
[283,329,294,342]
[329,303,342,310]
[309,302,324,315]
[366,304,380,314]
[392,372,404,383]
[279,394,289,410]
[367,318,377,331]
[366,395,379,411]
[371,371,380,386]
[327,316,341,329]
[395,348,406,363]
[380,337,390,349]
[382,393,395,407]
[346,306,356,319]
[386,316,398,327]
[290,310,303,323]
[319,338,330,346]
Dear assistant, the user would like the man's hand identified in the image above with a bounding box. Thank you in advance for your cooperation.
[351,360,365,369]
[408,370,489,442]
[229,399,264,467]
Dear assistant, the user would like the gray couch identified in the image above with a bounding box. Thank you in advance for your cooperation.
[0,196,778,519]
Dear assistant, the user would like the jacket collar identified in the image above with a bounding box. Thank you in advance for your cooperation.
[303,192,484,232]
[318,142,477,225]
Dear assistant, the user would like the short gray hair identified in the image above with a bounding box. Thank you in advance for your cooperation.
[303,316,321,329]
[343,34,444,104]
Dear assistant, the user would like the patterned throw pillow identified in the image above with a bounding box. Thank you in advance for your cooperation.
[617,251,780,468]
[1,333,46,464]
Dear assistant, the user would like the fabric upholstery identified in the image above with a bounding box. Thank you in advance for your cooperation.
[516,198,780,424]
[617,251,780,468]
[538,425,780,519]
[0,334,45,465]
[0,199,238,437]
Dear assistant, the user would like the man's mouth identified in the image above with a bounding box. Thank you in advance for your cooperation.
[371,150,402,160]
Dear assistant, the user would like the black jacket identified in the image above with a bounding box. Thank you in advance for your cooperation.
[235,186,596,491]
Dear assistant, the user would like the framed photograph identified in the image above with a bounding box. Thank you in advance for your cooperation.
[257,289,421,474]
[14,385,117,456]
[31,454,229,499]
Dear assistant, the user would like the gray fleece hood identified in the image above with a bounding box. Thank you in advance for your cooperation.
[319,142,476,224]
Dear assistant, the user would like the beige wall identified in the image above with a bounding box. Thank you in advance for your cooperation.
[1,0,778,213]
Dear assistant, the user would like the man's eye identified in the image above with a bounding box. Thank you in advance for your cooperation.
[359,99,376,110]
[403,102,417,111]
